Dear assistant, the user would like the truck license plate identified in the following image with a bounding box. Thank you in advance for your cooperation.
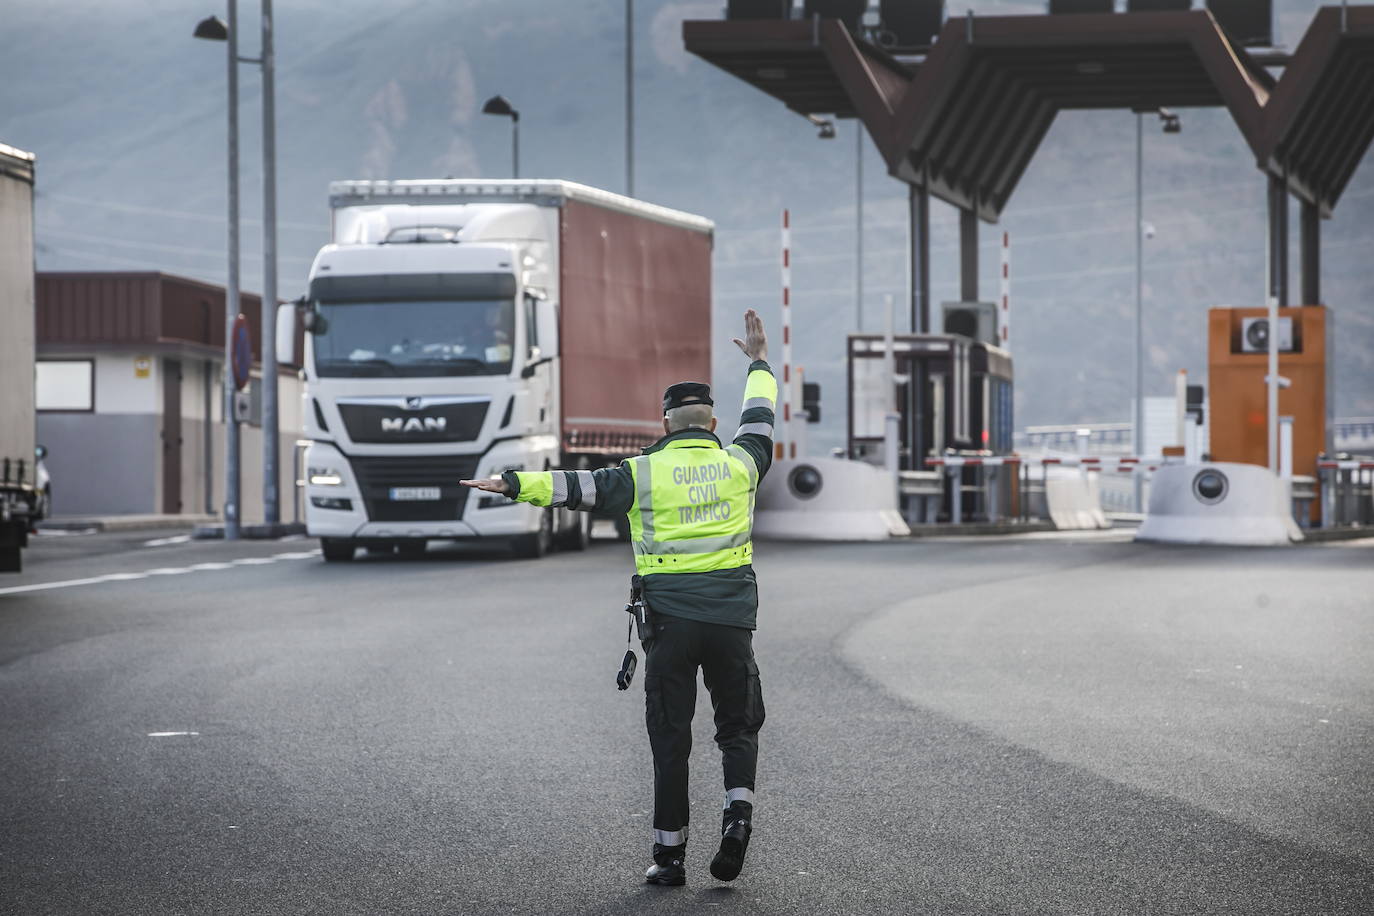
[389,487,441,501]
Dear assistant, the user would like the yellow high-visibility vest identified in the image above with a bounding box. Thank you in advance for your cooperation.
[626,438,760,576]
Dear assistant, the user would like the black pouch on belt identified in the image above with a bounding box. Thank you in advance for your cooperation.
[627,573,652,642]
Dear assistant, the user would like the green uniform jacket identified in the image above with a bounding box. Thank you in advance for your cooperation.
[502,360,776,629]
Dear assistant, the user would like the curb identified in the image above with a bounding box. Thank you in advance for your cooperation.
[192,522,309,541]
[37,515,218,534]
[902,521,1058,538]
[1297,526,1374,543]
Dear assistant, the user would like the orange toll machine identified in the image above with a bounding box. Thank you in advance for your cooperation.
[1207,305,1330,480]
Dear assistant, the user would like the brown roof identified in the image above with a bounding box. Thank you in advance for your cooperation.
[35,272,298,366]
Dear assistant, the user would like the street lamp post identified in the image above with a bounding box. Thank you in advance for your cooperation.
[625,0,634,197]
[1134,108,1181,512]
[195,1,281,536]
[482,95,520,178]
[260,0,279,528]
[194,10,241,540]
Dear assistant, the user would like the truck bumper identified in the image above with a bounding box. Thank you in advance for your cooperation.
[301,440,549,540]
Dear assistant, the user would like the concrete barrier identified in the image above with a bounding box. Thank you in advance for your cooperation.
[754,457,909,541]
[1136,462,1302,546]
[1045,473,1109,530]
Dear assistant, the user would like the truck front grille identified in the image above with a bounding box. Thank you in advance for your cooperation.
[348,454,483,523]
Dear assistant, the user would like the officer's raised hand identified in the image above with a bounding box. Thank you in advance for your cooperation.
[732,308,767,362]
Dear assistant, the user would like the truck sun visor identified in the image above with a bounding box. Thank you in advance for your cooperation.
[309,272,517,302]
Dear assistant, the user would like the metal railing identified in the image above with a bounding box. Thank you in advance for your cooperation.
[1317,459,1374,528]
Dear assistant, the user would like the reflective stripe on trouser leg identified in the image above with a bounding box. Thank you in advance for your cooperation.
[653,827,688,846]
[724,787,755,808]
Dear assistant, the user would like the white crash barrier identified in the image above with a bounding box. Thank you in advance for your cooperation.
[1136,462,1302,546]
[754,457,910,541]
[1045,473,1109,531]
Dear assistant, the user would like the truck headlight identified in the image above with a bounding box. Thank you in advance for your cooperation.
[308,466,344,487]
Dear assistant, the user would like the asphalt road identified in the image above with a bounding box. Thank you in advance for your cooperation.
[1,529,1370,915]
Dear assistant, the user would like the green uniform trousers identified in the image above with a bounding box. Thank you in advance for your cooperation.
[643,613,765,838]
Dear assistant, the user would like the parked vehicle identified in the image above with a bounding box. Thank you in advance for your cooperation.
[0,141,38,573]
[279,180,713,561]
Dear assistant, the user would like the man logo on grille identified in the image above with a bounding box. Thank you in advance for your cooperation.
[381,417,446,433]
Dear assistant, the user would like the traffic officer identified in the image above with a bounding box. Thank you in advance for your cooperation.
[461,308,776,886]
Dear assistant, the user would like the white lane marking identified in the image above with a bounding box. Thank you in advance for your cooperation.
[144,535,192,548]
[232,557,276,566]
[0,550,321,597]
[147,731,200,737]
[0,575,113,596]
[33,528,100,537]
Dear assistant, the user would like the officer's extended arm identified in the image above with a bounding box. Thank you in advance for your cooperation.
[460,464,635,514]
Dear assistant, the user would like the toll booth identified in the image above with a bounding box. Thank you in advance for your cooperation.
[847,334,1014,469]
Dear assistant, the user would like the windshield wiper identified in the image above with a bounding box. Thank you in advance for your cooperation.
[411,356,490,369]
[318,357,400,376]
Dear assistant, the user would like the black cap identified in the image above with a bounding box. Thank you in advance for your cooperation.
[662,381,714,412]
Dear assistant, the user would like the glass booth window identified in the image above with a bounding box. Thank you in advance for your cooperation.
[36,360,94,411]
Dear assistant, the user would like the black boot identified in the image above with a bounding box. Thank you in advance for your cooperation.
[709,802,752,882]
[645,843,686,886]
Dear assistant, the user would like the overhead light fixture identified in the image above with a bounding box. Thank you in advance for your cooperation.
[757,67,787,79]
[482,95,519,120]
[807,114,836,139]
[1075,61,1106,75]
[193,15,228,41]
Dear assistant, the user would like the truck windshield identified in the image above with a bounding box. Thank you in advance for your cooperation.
[312,298,515,378]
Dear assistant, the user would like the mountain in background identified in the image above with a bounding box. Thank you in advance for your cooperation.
[3,0,1370,456]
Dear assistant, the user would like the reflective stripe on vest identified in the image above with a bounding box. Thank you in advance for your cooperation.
[628,441,758,575]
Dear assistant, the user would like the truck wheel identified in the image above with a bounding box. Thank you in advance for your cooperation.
[614,514,631,542]
[512,509,553,559]
[556,508,590,551]
[0,545,20,574]
[321,538,356,562]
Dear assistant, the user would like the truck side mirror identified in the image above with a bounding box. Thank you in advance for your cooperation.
[536,298,559,359]
[275,303,298,366]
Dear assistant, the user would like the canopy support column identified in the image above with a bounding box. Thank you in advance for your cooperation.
[1268,174,1290,307]
[960,206,978,304]
[1300,198,1320,305]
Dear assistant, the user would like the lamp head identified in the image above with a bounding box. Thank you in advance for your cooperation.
[193,15,229,41]
[482,95,518,121]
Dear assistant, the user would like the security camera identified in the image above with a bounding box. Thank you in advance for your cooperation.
[1143,221,1156,240]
